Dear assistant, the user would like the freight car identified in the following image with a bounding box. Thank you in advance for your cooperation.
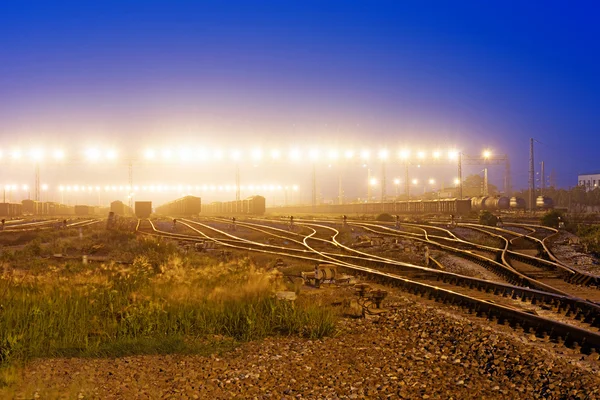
[0,203,23,217]
[156,196,201,216]
[510,197,526,209]
[135,201,153,218]
[470,196,510,212]
[536,196,554,209]
[202,195,266,215]
[110,200,134,216]
[267,198,471,216]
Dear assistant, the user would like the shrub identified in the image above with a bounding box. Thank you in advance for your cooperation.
[479,211,498,226]
[375,213,395,222]
[541,210,565,228]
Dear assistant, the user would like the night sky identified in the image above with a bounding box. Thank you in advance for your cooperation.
[1,1,598,204]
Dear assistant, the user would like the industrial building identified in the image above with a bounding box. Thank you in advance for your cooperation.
[578,171,600,191]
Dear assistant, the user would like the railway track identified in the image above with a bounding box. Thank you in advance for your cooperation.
[136,216,600,354]
[0,218,100,232]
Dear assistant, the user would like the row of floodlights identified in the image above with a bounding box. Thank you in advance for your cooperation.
[53,184,300,193]
[0,148,495,162]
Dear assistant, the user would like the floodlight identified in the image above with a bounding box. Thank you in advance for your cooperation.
[178,148,192,161]
[41,184,49,191]
[161,149,173,160]
[251,148,262,161]
[393,178,400,185]
[432,151,441,159]
[11,150,22,160]
[360,149,370,160]
[454,178,460,185]
[344,150,354,159]
[378,149,389,160]
[417,151,425,159]
[231,150,241,161]
[85,148,101,161]
[30,148,45,161]
[448,150,459,160]
[399,149,410,160]
[213,150,223,160]
[308,149,319,161]
[293,185,299,191]
[483,149,492,159]
[328,150,339,160]
[106,149,117,160]
[369,178,377,186]
[270,149,281,159]
[196,148,208,160]
[429,179,435,185]
[412,179,418,185]
[144,149,156,159]
[22,185,28,191]
[289,149,301,161]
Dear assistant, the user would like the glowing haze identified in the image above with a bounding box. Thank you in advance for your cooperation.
[1,1,599,205]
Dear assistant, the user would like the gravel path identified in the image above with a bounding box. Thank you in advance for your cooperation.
[7,290,600,399]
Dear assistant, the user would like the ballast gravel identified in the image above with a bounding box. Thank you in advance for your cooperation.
[10,290,600,400]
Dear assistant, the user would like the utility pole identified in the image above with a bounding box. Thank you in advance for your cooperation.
[34,163,40,201]
[128,160,133,209]
[483,168,488,196]
[367,168,372,202]
[404,163,409,200]
[338,173,343,205]
[235,163,241,201]
[381,160,386,203]
[540,160,545,196]
[458,153,463,199]
[529,138,535,212]
[504,157,511,196]
[311,163,316,208]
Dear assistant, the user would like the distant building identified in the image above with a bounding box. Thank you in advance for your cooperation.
[578,171,600,191]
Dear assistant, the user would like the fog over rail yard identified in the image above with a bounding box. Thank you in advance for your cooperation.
[2,1,600,399]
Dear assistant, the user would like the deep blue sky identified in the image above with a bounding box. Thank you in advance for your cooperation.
[1,0,599,198]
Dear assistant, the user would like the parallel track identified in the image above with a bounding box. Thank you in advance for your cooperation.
[136,216,600,354]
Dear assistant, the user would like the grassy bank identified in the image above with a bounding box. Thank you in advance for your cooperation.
[0,232,336,378]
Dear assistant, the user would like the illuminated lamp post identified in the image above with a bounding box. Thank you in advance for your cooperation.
[393,178,401,199]
[399,149,410,200]
[369,177,377,202]
[308,149,319,208]
[378,149,388,204]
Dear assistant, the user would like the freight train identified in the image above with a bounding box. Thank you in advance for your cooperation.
[155,196,201,217]
[110,200,134,217]
[267,196,535,216]
[268,198,471,215]
[202,196,266,215]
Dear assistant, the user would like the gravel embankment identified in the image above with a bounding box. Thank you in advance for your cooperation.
[8,291,600,399]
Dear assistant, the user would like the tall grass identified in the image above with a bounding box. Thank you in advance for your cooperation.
[0,235,336,369]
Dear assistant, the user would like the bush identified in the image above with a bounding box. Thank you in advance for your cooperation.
[375,213,395,222]
[479,211,498,226]
[541,210,565,228]
[577,225,600,256]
